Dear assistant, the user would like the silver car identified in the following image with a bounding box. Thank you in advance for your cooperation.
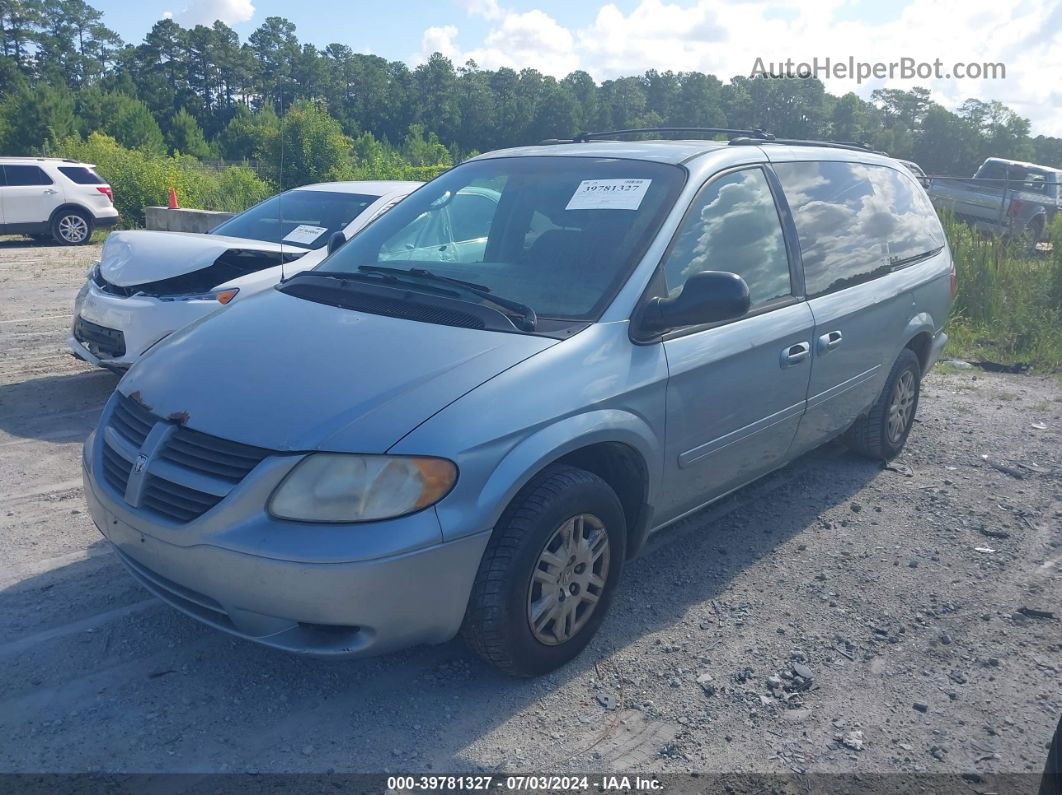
[82,135,954,676]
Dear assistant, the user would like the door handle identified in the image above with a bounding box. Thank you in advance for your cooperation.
[781,341,810,367]
[817,330,843,353]
[43,188,58,195]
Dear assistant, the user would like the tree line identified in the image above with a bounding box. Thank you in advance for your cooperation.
[3,0,1062,187]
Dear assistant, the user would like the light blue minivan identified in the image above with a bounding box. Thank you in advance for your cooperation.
[82,130,954,675]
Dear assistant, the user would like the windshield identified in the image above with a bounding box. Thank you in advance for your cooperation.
[211,190,378,249]
[316,156,685,321]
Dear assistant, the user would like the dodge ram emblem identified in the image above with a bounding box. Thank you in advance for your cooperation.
[133,454,148,474]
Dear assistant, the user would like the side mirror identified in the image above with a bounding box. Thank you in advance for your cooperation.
[640,271,751,334]
[327,230,347,255]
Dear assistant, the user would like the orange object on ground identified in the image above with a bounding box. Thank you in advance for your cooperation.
[168,187,180,209]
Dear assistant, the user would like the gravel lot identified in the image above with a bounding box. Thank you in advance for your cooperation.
[1,238,1060,777]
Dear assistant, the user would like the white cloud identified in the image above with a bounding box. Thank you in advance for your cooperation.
[577,0,728,75]
[458,0,503,19]
[420,0,1062,135]
[173,0,254,27]
[418,9,578,74]
[419,25,462,61]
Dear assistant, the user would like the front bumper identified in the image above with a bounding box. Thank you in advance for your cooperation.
[69,280,222,368]
[82,432,491,656]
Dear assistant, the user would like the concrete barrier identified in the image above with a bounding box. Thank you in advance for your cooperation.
[144,207,234,234]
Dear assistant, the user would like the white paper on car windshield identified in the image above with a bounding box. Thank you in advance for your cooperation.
[282,224,328,245]
[565,179,651,211]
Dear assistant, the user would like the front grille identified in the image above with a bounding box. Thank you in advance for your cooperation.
[160,426,270,483]
[111,392,154,447]
[143,475,224,523]
[74,316,126,357]
[100,393,273,524]
[101,441,133,495]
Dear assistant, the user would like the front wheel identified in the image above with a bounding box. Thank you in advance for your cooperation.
[846,348,921,460]
[52,210,94,245]
[461,464,626,677]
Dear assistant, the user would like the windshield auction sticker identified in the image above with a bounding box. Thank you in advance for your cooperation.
[283,224,328,245]
[566,179,651,211]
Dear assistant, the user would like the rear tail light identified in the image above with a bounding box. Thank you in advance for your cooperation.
[1007,199,1023,216]
[949,263,957,298]
[97,186,113,203]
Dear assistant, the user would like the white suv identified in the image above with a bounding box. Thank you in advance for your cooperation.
[0,157,119,244]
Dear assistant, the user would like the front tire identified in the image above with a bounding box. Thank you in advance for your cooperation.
[461,464,626,677]
[846,348,921,460]
[52,210,93,245]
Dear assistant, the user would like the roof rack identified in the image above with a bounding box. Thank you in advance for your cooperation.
[542,128,890,156]
[730,136,886,155]
[569,127,775,143]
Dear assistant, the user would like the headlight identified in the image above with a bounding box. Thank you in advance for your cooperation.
[158,288,238,304]
[87,262,101,284]
[268,454,457,523]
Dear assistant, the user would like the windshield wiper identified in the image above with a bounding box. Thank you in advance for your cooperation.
[889,246,945,270]
[359,265,491,293]
[357,265,538,331]
[301,269,464,298]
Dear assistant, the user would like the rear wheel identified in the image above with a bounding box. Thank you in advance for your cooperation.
[846,348,921,460]
[461,464,626,676]
[52,210,93,245]
[1025,217,1045,252]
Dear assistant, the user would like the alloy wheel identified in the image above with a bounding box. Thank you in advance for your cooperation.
[887,370,916,444]
[58,215,89,243]
[526,513,610,645]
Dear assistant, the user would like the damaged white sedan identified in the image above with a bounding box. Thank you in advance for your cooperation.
[69,180,421,370]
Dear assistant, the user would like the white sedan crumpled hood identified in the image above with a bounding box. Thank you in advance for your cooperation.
[99,230,307,287]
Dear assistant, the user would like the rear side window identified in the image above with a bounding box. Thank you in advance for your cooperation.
[774,161,945,298]
[3,165,53,186]
[58,166,105,185]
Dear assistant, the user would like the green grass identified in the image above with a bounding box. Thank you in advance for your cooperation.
[942,214,1062,371]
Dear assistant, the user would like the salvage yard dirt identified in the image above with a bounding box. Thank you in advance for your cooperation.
[1,238,1059,775]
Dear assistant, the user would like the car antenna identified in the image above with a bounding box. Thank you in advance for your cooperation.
[278,87,286,283]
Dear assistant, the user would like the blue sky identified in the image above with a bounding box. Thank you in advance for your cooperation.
[87,0,1062,135]
[92,0,615,57]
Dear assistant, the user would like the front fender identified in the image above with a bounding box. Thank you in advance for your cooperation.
[481,409,660,520]
[430,409,663,545]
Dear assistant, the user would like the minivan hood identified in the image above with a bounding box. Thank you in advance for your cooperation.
[119,289,557,452]
[100,230,307,287]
